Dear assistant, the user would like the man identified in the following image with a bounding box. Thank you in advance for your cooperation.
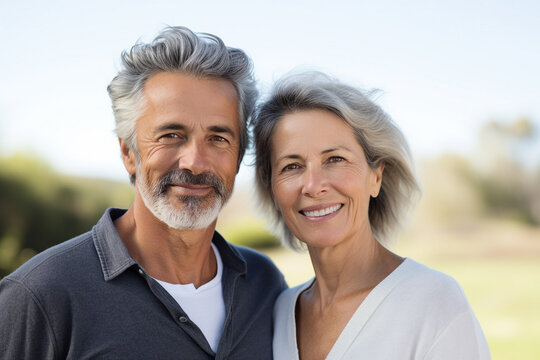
[0,26,286,359]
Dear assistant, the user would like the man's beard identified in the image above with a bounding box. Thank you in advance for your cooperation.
[137,166,232,230]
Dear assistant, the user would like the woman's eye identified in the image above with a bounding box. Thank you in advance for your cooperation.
[282,163,300,172]
[328,156,345,163]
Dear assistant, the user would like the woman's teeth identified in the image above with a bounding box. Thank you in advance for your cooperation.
[302,204,342,217]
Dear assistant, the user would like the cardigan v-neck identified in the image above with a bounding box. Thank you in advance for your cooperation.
[272,258,490,360]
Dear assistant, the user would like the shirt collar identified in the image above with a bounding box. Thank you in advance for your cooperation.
[211,230,247,275]
[92,208,136,281]
[92,208,246,281]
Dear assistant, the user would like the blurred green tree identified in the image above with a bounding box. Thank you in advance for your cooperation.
[416,117,539,227]
[0,154,133,278]
[476,118,539,224]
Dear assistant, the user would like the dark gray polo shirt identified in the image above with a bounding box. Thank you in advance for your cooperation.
[0,208,287,359]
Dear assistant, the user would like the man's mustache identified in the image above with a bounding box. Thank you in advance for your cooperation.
[158,169,227,199]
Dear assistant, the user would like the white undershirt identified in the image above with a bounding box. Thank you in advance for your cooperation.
[155,243,225,352]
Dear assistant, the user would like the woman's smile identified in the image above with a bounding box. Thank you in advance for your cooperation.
[299,203,343,220]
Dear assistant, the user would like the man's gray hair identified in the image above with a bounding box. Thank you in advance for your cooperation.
[253,71,421,250]
[108,26,258,183]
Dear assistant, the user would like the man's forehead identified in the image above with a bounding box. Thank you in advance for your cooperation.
[144,72,238,102]
[137,72,240,136]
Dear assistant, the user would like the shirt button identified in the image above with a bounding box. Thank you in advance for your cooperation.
[138,268,144,275]
[179,316,188,323]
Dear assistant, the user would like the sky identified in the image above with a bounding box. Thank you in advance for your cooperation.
[1,0,539,183]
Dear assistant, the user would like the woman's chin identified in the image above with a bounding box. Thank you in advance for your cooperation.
[296,230,347,249]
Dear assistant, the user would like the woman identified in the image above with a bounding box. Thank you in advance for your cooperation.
[253,71,490,360]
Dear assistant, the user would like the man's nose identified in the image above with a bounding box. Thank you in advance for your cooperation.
[301,166,328,198]
[177,140,210,174]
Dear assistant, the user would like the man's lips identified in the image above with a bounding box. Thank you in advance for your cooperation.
[299,204,344,218]
[168,183,214,196]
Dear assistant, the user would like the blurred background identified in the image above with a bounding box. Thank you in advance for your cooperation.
[1,1,539,358]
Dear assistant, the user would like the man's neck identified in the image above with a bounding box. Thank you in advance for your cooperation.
[114,195,218,288]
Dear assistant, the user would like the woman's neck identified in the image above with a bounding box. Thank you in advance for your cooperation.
[306,234,403,307]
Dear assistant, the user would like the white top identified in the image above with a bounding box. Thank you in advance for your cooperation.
[156,243,225,353]
[273,258,491,360]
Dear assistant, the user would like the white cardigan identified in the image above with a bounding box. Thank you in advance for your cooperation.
[273,258,490,359]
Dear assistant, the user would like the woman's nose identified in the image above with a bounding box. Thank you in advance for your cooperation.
[301,166,328,197]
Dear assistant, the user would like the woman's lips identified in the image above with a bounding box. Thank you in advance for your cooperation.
[300,204,343,218]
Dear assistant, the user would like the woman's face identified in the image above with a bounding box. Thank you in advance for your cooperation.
[270,109,383,249]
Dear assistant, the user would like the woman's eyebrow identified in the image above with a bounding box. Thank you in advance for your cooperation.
[321,146,351,154]
[275,154,302,163]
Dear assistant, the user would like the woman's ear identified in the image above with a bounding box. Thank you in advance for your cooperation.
[370,163,385,197]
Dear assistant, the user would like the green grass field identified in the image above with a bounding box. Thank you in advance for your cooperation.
[432,258,540,359]
[263,221,540,360]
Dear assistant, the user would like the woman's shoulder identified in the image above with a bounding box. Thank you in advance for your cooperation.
[400,259,464,291]
[274,278,314,316]
[392,259,490,359]
[394,258,471,313]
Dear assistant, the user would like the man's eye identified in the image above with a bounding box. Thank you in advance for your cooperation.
[159,133,183,143]
[210,135,232,146]
[212,135,227,142]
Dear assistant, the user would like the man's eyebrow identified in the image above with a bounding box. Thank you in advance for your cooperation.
[155,123,186,133]
[208,125,236,138]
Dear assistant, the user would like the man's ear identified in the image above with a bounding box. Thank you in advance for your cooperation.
[119,137,137,177]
